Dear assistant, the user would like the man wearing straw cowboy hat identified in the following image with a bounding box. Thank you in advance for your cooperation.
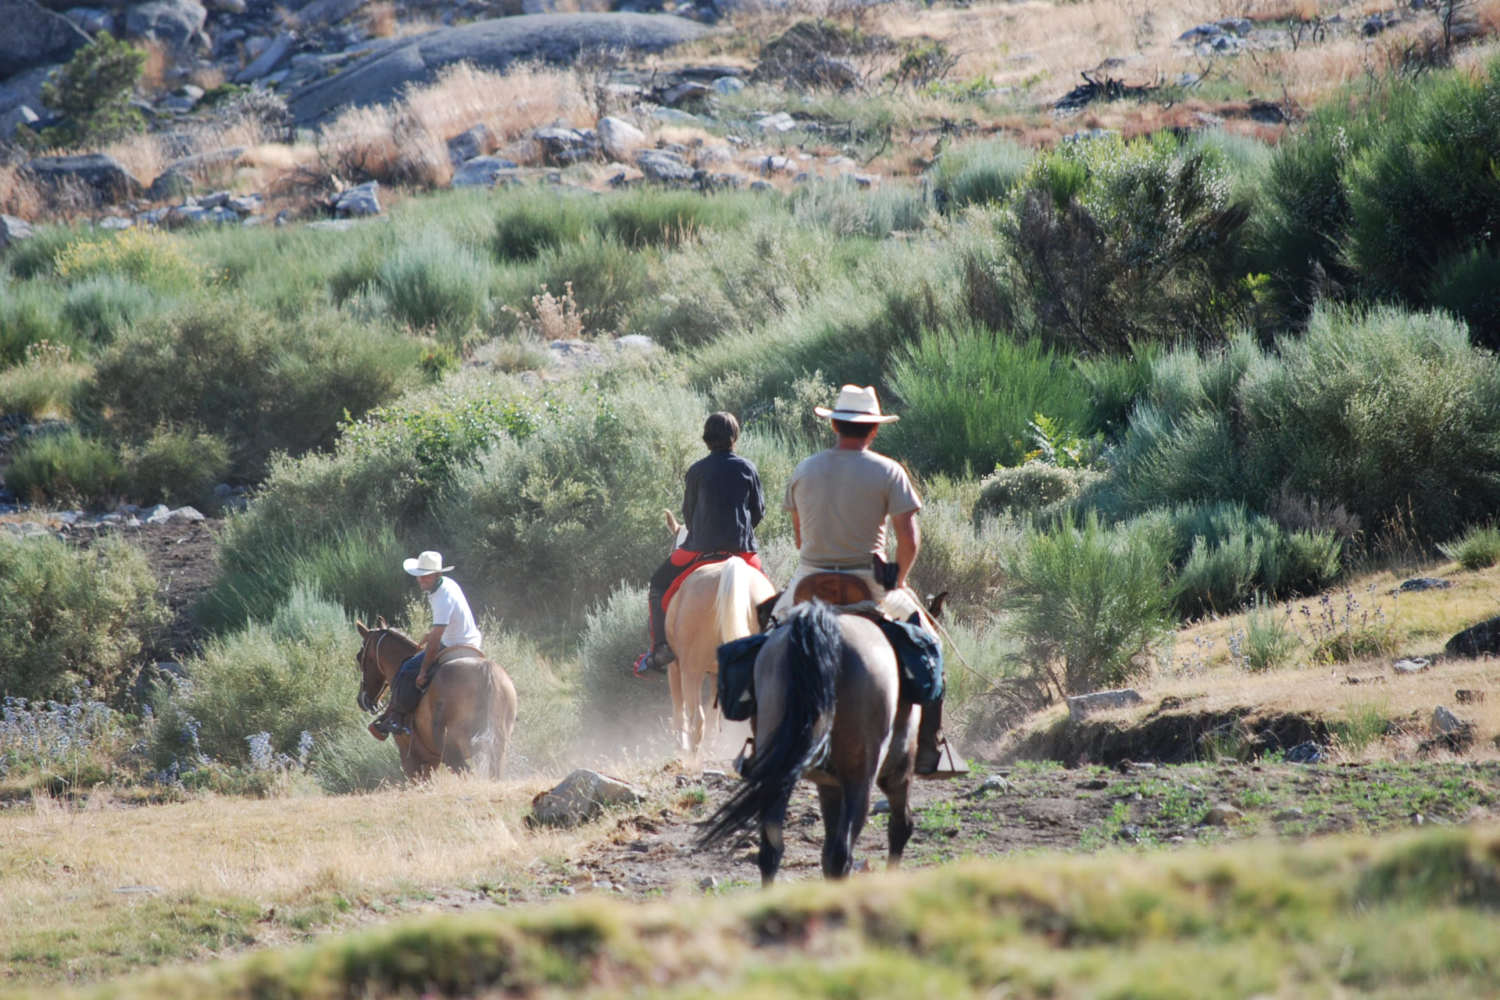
[369,550,483,738]
[771,383,956,776]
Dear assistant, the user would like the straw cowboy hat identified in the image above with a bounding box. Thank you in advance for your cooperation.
[403,550,454,575]
[814,384,900,424]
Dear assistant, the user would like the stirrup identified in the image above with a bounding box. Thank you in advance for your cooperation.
[915,737,969,780]
[733,737,754,777]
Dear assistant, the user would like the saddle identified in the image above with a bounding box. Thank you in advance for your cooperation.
[793,572,874,606]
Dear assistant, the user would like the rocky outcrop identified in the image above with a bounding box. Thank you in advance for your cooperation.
[123,0,208,51]
[1446,615,1500,658]
[0,0,90,79]
[287,13,711,125]
[24,153,144,204]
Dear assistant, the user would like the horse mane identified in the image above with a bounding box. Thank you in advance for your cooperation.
[382,625,419,648]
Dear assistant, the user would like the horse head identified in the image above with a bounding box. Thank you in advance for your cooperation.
[353,621,388,714]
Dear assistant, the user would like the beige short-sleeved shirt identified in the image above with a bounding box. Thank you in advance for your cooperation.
[783,448,922,568]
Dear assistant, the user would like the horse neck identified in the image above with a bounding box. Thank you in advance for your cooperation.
[376,630,419,679]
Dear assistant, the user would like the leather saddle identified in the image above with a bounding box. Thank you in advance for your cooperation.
[793,572,874,606]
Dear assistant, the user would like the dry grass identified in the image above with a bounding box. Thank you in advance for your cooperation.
[364,0,397,37]
[138,40,171,96]
[0,165,47,219]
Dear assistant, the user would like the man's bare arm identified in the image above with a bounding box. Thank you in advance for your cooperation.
[891,510,920,591]
[416,624,444,684]
[792,509,802,550]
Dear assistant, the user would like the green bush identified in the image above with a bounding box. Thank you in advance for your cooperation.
[0,534,167,702]
[150,586,362,768]
[440,380,702,635]
[3,225,83,280]
[309,727,406,794]
[0,341,91,421]
[53,229,205,293]
[4,429,122,505]
[575,582,671,747]
[928,137,1033,211]
[1004,514,1172,695]
[125,426,231,508]
[1237,596,1301,673]
[0,281,68,364]
[485,627,577,776]
[789,179,929,238]
[491,194,594,261]
[38,32,146,147]
[61,274,165,345]
[92,298,421,478]
[905,497,1016,618]
[598,190,755,248]
[1439,524,1500,570]
[507,232,651,334]
[974,463,1101,521]
[885,325,1092,476]
[1001,133,1252,353]
[1431,247,1500,342]
[376,229,493,347]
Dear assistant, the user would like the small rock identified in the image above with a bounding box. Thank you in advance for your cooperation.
[965,774,1012,797]
[451,156,518,188]
[0,214,35,250]
[1393,657,1431,674]
[597,115,646,161]
[97,215,133,230]
[446,123,493,166]
[1077,778,1109,791]
[1067,688,1144,721]
[1273,807,1305,822]
[1202,803,1242,827]
[1285,741,1324,764]
[334,181,379,217]
[1431,705,1468,735]
[636,148,695,184]
[698,875,718,890]
[1398,577,1451,593]
[713,75,744,94]
[1446,616,1500,658]
[870,796,890,815]
[170,506,206,522]
[527,769,645,828]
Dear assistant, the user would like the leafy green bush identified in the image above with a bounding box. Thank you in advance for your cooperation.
[885,325,1092,476]
[376,229,493,346]
[124,426,231,508]
[308,727,406,794]
[905,497,1016,618]
[1431,247,1500,343]
[598,190,754,248]
[4,429,122,504]
[0,534,166,702]
[974,463,1101,521]
[150,586,361,768]
[1005,514,1172,695]
[1001,133,1252,353]
[37,32,146,147]
[928,137,1033,211]
[53,229,205,293]
[1440,524,1500,570]
[3,225,83,280]
[1236,596,1301,672]
[789,179,929,238]
[61,274,165,345]
[92,298,421,478]
[506,232,651,334]
[491,194,594,261]
[0,281,67,364]
[0,340,91,420]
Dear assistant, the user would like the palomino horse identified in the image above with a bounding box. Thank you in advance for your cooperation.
[354,619,518,779]
[662,512,776,757]
[698,600,917,886]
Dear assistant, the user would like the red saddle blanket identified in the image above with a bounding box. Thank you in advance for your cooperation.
[661,549,764,614]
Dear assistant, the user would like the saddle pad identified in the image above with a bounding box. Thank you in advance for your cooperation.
[716,632,769,722]
[793,572,872,606]
[660,552,738,614]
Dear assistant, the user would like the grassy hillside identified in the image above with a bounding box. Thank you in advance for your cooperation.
[11,824,1500,999]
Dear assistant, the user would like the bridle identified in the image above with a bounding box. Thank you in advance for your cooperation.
[357,629,393,710]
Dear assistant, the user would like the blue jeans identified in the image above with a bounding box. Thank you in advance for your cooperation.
[390,652,427,715]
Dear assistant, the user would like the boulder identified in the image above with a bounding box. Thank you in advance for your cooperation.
[294,0,365,27]
[124,0,207,50]
[147,168,194,200]
[0,0,90,79]
[534,125,598,165]
[527,769,645,828]
[1398,577,1452,593]
[24,153,144,204]
[1066,688,1144,721]
[234,31,296,83]
[596,115,644,161]
[64,6,114,34]
[0,214,35,250]
[446,123,493,165]
[0,65,55,120]
[1445,616,1500,658]
[287,13,711,126]
[1202,802,1242,826]
[334,180,380,216]
[0,105,40,144]
[635,147,693,183]
[450,155,517,187]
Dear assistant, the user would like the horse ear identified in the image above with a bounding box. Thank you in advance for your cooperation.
[377,615,388,629]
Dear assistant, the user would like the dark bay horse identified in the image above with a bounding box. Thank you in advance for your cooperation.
[355,619,518,779]
[698,600,917,885]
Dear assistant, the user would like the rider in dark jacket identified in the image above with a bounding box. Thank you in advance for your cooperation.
[636,412,765,674]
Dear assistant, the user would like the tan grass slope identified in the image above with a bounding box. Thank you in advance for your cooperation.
[21,824,1500,999]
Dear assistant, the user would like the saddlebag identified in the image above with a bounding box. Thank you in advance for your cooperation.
[716,632,770,722]
[876,614,945,705]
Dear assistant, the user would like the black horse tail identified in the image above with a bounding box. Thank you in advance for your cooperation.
[698,600,841,849]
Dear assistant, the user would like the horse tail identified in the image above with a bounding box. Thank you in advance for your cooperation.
[714,556,756,643]
[698,600,841,849]
[473,659,502,779]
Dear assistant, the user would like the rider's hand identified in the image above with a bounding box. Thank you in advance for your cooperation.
[416,670,429,688]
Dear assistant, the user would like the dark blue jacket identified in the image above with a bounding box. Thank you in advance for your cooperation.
[683,450,764,553]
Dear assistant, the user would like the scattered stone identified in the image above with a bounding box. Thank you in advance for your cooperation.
[1,0,91,78]
[964,773,1012,797]
[527,769,645,828]
[295,0,365,28]
[1445,616,1500,658]
[659,80,712,107]
[1398,577,1451,593]
[756,111,797,133]
[235,31,296,83]
[870,796,890,814]
[450,156,518,188]
[1285,741,1324,764]
[1273,807,1306,822]
[65,7,116,34]
[98,215,133,230]
[1345,673,1385,685]
[0,214,35,250]
[24,154,145,205]
[1431,705,1468,735]
[1066,688,1144,721]
[1202,803,1242,826]
[1077,777,1109,791]
[650,107,701,126]
[0,104,40,142]
[1393,657,1431,674]
[597,115,646,161]
[635,148,694,184]
[124,0,208,51]
[334,181,380,217]
[447,123,494,166]
[698,875,718,890]
[534,125,600,165]
[1455,689,1486,705]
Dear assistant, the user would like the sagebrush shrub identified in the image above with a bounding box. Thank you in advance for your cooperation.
[4,429,122,505]
[1439,524,1500,570]
[125,426,231,508]
[0,534,166,702]
[0,340,90,421]
[974,463,1100,522]
[60,274,164,345]
[53,229,205,293]
[928,137,1033,212]
[376,229,493,346]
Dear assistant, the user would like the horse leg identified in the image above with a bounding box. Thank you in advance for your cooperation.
[880,702,918,869]
[758,787,794,887]
[668,661,690,754]
[819,781,870,880]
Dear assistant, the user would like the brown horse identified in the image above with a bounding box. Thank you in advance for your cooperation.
[354,619,518,779]
[662,512,776,757]
[698,599,917,886]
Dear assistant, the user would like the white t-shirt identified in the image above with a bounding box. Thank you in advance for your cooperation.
[429,576,482,649]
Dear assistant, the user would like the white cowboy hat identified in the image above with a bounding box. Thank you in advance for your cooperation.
[403,550,454,576]
[814,384,900,424]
